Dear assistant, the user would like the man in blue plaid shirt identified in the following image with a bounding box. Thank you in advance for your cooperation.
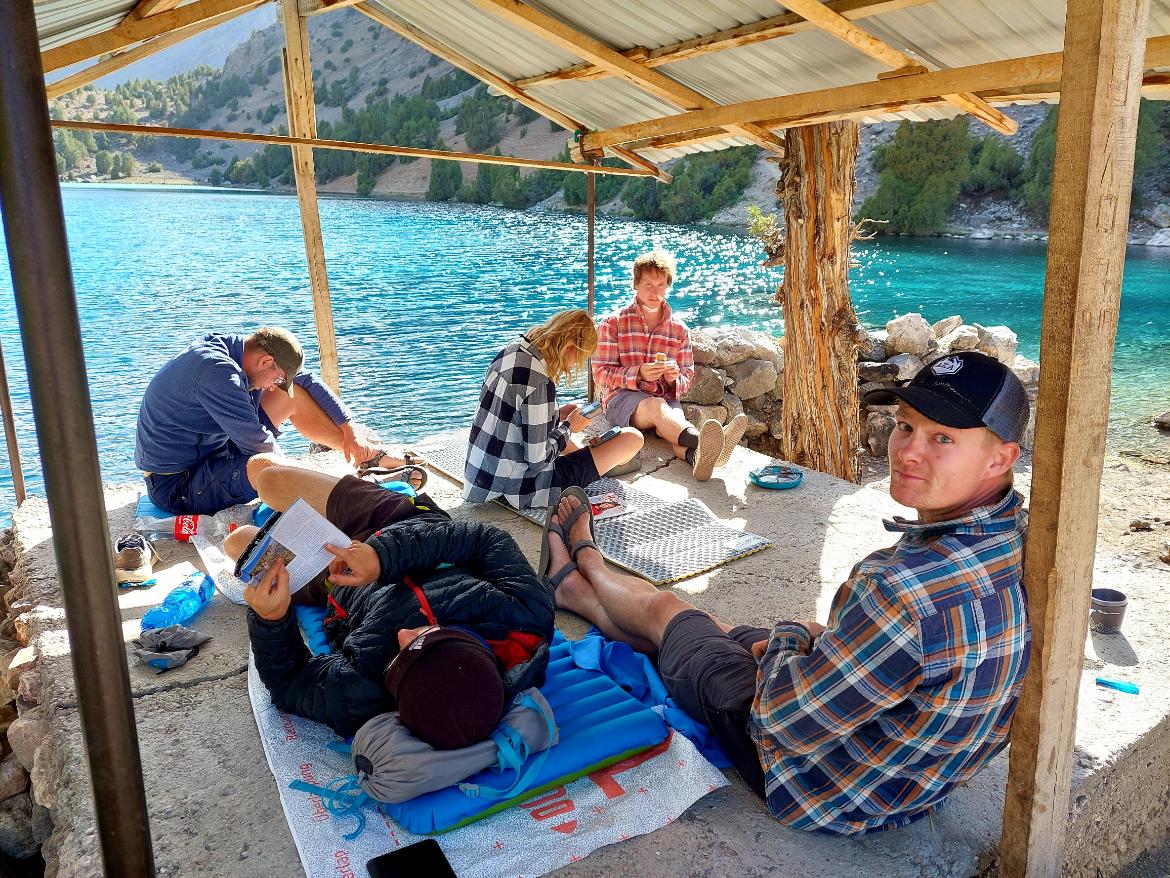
[551,351,1033,834]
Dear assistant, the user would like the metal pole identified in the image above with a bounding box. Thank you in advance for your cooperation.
[0,342,26,506]
[586,171,596,401]
[0,3,156,875]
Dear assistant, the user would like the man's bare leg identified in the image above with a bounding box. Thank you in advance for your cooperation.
[253,464,341,516]
[261,386,347,447]
[630,397,691,461]
[553,493,695,656]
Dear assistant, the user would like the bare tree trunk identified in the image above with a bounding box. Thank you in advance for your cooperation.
[778,121,863,483]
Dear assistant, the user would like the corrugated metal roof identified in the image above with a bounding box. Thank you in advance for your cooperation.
[34,0,1170,164]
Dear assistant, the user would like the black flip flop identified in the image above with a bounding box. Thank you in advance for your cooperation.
[559,486,599,561]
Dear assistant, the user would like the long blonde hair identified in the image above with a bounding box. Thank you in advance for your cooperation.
[528,309,598,384]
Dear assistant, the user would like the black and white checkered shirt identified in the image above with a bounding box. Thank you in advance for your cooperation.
[463,335,570,509]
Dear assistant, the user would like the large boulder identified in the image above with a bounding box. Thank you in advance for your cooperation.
[682,403,728,427]
[743,413,770,438]
[682,365,727,405]
[975,324,1018,364]
[1145,228,1170,247]
[0,794,36,859]
[0,754,28,802]
[1012,355,1040,385]
[886,353,924,381]
[932,315,963,338]
[858,361,901,382]
[866,412,896,457]
[721,393,745,420]
[938,324,980,353]
[710,330,758,367]
[1145,202,1170,228]
[6,706,46,772]
[725,358,778,401]
[858,330,889,363]
[1154,411,1170,431]
[885,313,932,357]
[689,329,720,366]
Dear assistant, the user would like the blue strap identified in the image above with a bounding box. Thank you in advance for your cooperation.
[326,740,352,755]
[458,694,556,800]
[289,774,371,840]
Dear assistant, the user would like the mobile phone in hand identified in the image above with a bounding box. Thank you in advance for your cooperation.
[580,401,601,418]
[366,840,456,878]
[588,425,622,447]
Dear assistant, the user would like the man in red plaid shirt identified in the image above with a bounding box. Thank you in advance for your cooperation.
[592,250,747,481]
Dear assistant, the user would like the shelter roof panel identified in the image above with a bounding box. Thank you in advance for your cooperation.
[528,77,698,130]
[366,0,583,81]
[35,0,137,50]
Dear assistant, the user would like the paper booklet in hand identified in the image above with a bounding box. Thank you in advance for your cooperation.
[234,498,350,594]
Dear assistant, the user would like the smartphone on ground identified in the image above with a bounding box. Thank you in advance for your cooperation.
[588,426,622,447]
[366,839,456,878]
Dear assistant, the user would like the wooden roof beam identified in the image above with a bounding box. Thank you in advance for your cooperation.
[123,0,183,24]
[464,0,786,155]
[776,0,1017,134]
[513,0,931,89]
[577,34,1170,154]
[47,1,266,99]
[42,0,267,73]
[352,2,669,181]
[48,118,658,176]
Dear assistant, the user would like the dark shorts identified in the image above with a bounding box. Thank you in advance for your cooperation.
[551,447,601,491]
[657,609,770,797]
[294,476,451,606]
[604,390,682,429]
[145,444,256,515]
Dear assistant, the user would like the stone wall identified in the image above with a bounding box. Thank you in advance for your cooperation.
[0,527,49,863]
[680,315,1040,461]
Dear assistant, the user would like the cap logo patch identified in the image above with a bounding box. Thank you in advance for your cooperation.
[931,356,964,376]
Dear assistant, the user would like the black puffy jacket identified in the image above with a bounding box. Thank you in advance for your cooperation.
[248,520,555,737]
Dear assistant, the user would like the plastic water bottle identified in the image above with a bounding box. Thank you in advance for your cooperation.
[135,513,230,544]
[141,572,215,631]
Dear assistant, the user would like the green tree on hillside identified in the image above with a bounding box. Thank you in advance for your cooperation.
[964,137,1024,194]
[427,147,464,201]
[860,117,974,234]
[95,151,112,176]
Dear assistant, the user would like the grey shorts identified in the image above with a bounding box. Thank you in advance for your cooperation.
[604,390,682,428]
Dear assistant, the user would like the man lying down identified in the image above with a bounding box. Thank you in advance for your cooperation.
[225,462,555,749]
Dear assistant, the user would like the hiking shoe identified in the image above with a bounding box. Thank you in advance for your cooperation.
[691,419,723,482]
[114,533,156,585]
[716,413,749,468]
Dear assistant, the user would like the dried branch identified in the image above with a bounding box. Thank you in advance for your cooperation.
[852,217,888,241]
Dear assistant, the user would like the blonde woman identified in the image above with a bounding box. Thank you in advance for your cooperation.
[464,309,643,509]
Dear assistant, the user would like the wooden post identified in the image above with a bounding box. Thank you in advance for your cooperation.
[280,0,339,392]
[1000,1,1150,875]
[0,342,26,505]
[587,171,596,401]
[776,121,861,482]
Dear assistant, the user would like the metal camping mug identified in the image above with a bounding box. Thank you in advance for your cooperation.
[1089,588,1128,633]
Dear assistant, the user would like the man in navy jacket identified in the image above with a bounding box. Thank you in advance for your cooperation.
[135,328,386,514]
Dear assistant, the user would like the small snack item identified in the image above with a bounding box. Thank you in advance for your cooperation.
[655,352,667,364]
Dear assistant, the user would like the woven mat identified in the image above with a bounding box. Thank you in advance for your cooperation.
[409,431,771,585]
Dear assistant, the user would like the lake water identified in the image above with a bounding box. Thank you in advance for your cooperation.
[1,184,1169,522]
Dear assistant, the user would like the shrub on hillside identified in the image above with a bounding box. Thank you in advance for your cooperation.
[860,117,974,234]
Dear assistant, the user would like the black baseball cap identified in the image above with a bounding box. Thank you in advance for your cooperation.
[863,351,1029,443]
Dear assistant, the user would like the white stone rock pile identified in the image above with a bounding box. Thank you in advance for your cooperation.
[860,313,1040,457]
[678,314,1039,462]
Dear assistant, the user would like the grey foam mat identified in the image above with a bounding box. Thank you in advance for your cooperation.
[409,430,771,585]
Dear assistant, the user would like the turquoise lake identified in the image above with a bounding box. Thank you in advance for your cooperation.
[1,184,1169,522]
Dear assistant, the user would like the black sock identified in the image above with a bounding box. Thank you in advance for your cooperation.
[677,427,700,449]
[685,447,696,466]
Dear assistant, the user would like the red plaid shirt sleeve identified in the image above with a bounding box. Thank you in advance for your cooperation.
[592,312,641,396]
